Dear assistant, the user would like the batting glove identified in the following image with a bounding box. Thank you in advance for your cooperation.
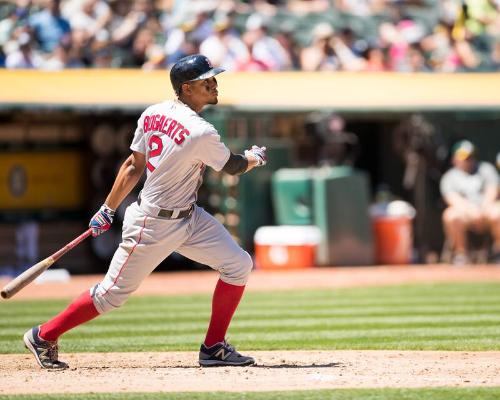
[245,145,267,167]
[89,204,115,237]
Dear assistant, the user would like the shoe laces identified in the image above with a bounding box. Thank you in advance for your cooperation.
[38,339,59,361]
[47,342,59,361]
[223,340,235,353]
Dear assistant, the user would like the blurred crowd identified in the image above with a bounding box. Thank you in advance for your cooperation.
[0,0,499,71]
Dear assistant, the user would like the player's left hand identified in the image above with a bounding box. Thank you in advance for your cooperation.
[89,204,115,237]
[245,145,267,167]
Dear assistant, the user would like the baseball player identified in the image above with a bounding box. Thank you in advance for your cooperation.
[23,54,267,369]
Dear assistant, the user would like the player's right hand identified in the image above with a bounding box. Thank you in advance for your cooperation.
[89,204,115,237]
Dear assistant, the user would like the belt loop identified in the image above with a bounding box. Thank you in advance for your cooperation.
[170,209,180,219]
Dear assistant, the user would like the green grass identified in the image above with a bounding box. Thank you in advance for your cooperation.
[2,388,500,400]
[1,282,500,353]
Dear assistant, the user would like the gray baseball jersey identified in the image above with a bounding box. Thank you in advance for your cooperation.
[131,99,230,208]
[91,99,252,314]
[440,161,499,205]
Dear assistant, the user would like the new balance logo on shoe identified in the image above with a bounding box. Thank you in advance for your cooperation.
[214,348,230,360]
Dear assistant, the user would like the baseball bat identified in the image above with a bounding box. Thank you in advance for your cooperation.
[1,228,92,300]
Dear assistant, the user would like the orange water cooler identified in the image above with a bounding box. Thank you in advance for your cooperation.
[373,216,413,265]
[254,226,322,270]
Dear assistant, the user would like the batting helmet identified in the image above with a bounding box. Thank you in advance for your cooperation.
[170,54,225,95]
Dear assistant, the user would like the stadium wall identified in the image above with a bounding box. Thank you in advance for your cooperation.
[0,71,499,272]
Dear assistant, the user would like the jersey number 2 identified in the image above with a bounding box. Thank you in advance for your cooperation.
[146,135,163,172]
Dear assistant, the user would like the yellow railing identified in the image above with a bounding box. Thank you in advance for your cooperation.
[0,70,499,110]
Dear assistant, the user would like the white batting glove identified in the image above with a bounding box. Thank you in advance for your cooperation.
[245,145,267,167]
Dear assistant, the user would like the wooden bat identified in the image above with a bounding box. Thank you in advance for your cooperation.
[1,228,92,299]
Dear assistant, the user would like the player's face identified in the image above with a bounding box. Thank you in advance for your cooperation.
[189,77,219,105]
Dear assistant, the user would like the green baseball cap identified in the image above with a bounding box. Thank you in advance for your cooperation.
[452,140,476,161]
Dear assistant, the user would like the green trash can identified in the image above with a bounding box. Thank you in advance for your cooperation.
[313,166,374,266]
[231,139,293,250]
[271,168,314,226]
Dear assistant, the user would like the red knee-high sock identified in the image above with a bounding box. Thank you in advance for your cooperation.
[204,279,245,347]
[39,290,99,341]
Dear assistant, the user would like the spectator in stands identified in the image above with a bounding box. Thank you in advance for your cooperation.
[300,22,339,71]
[405,43,432,72]
[337,27,367,58]
[109,0,162,67]
[67,27,94,66]
[440,140,500,265]
[362,44,387,71]
[0,4,30,49]
[200,16,247,71]
[274,22,301,70]
[453,38,482,71]
[330,31,367,71]
[110,0,149,47]
[450,1,496,71]
[461,0,499,37]
[42,40,84,70]
[420,23,461,72]
[164,9,213,67]
[166,33,201,67]
[29,0,71,53]
[379,19,429,72]
[1,4,31,66]
[0,0,499,71]
[5,31,43,68]
[120,27,164,69]
[235,30,270,71]
[243,13,292,71]
[63,0,112,44]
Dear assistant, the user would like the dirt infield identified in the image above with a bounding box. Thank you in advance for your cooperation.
[1,350,500,394]
[1,264,500,394]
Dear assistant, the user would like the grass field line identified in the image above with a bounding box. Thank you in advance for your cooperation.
[3,331,499,354]
[3,313,499,337]
[3,302,500,324]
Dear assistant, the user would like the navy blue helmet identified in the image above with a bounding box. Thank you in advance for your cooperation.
[170,54,225,95]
